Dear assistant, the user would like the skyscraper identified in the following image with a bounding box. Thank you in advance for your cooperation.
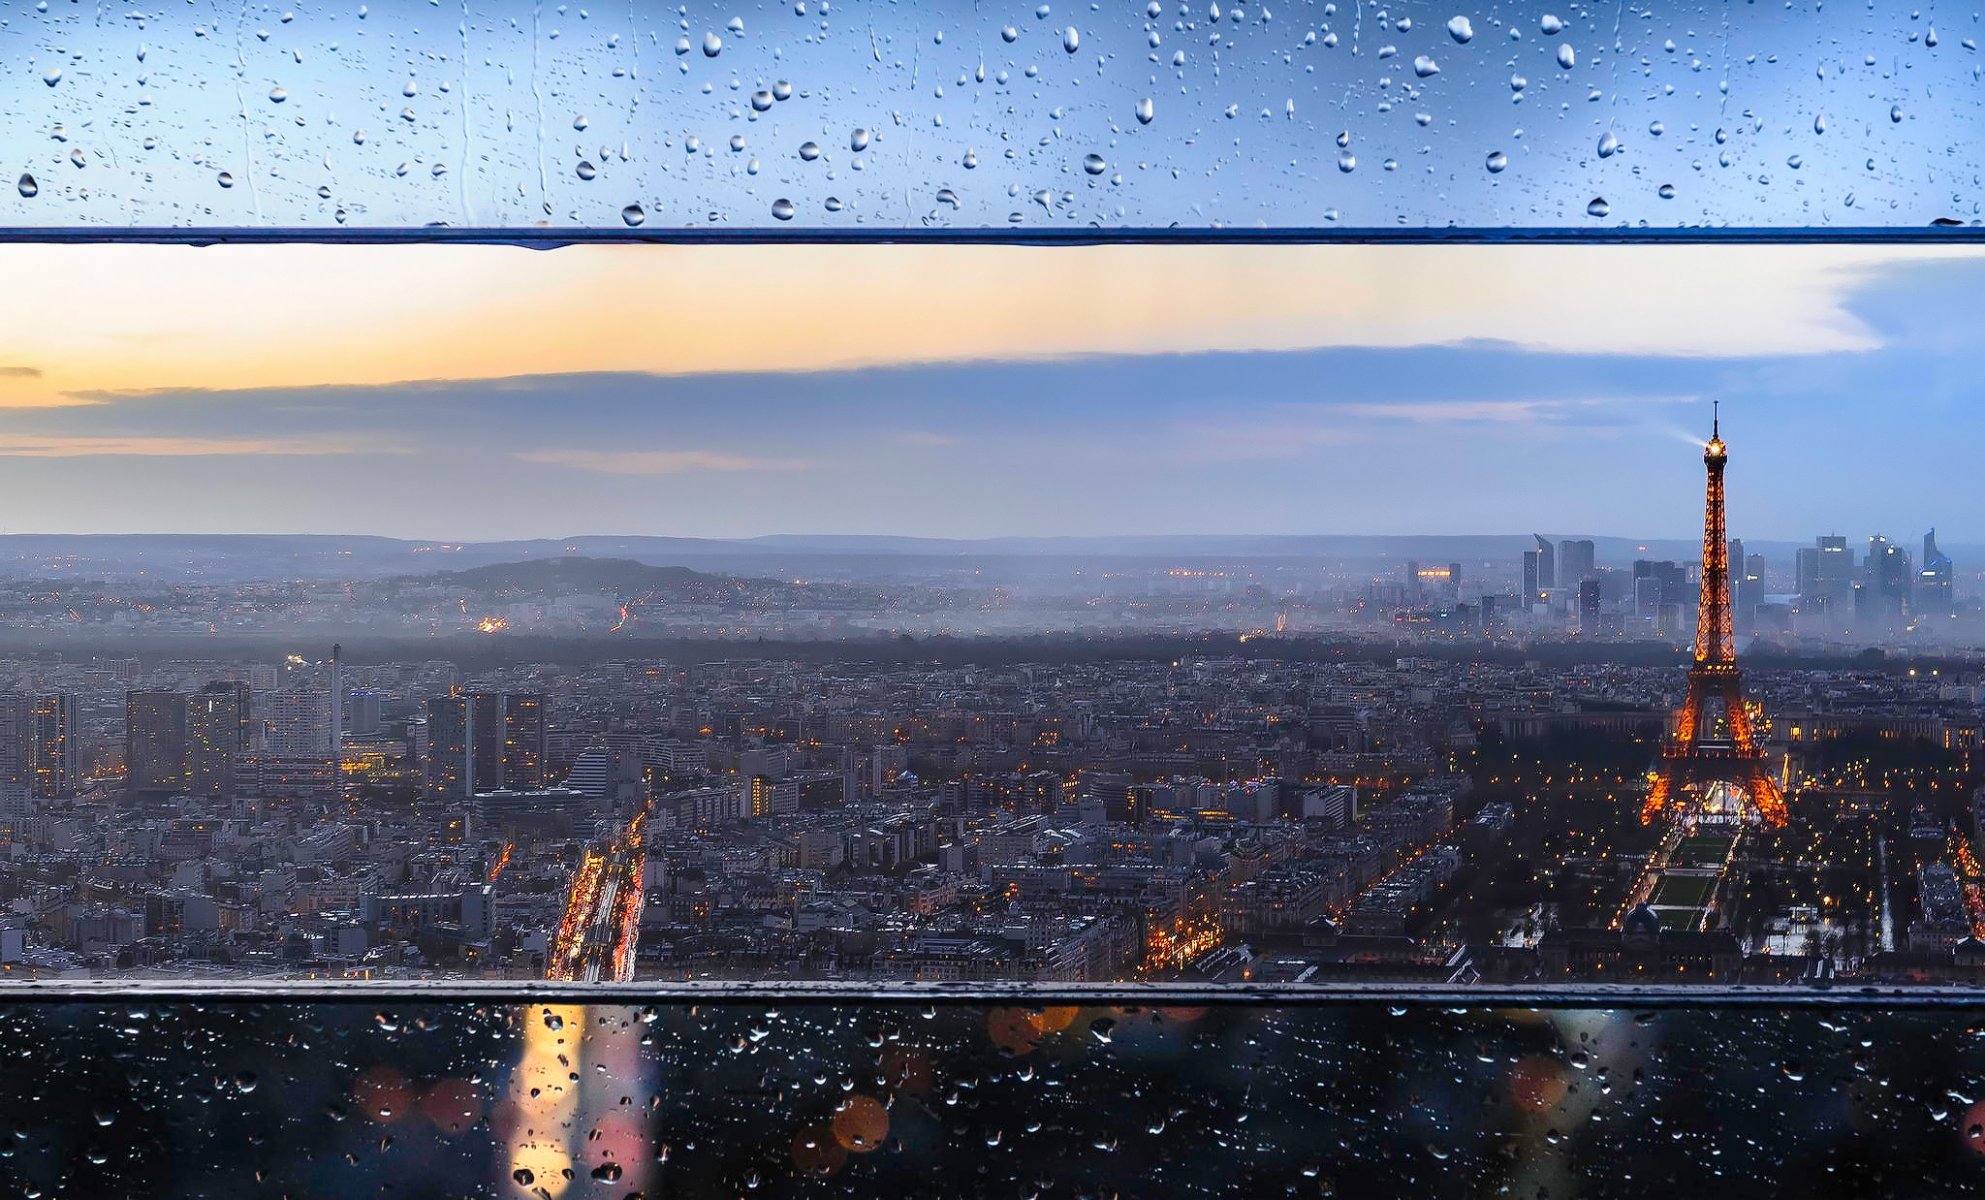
[188,682,251,798]
[1557,539,1596,587]
[503,693,548,790]
[1531,535,1555,591]
[31,694,78,800]
[425,694,475,798]
[1578,580,1602,635]
[0,694,35,799]
[1864,535,1913,627]
[465,690,508,793]
[1920,528,1954,616]
[265,686,334,757]
[126,691,189,795]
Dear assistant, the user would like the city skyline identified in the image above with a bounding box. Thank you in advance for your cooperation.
[0,242,1978,540]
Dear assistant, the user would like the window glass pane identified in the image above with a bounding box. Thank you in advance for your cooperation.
[0,239,1974,990]
[2,3,1979,232]
[1,1000,1981,1192]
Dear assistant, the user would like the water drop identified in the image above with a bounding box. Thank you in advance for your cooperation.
[751,90,773,111]
[576,161,597,180]
[850,128,871,152]
[1891,104,1904,123]
[1083,153,1107,175]
[1586,196,1609,217]
[1447,15,1473,43]
[1557,43,1576,68]
[42,68,60,88]
[1135,97,1155,124]
[1062,26,1080,53]
[1813,112,1826,135]
[1657,182,1676,199]
[772,80,793,101]
[703,31,723,56]
[1485,150,1507,173]
[403,79,418,98]
[1541,13,1564,34]
[16,174,36,198]
[1413,55,1440,77]
[1337,151,1357,172]
[1597,131,1619,157]
[217,171,235,189]
[771,197,795,220]
[269,86,288,103]
[798,141,821,161]
[1001,24,1018,42]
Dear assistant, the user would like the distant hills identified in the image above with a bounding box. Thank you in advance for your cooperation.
[394,556,742,602]
[0,532,1962,583]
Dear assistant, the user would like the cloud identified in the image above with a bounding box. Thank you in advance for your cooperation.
[515,449,813,476]
[0,435,377,458]
[1334,395,1701,425]
[0,367,41,379]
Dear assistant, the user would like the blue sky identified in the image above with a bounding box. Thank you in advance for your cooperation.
[0,243,1972,542]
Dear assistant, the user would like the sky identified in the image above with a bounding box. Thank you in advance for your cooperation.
[0,241,1975,543]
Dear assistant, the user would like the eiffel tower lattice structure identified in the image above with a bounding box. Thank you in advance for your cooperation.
[1640,404,1789,828]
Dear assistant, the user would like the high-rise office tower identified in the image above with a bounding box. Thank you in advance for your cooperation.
[1738,552,1766,633]
[425,695,475,799]
[1558,539,1596,587]
[30,694,77,797]
[1816,535,1856,619]
[1579,580,1602,635]
[187,682,251,798]
[0,694,34,796]
[502,693,548,790]
[468,691,506,793]
[265,687,334,757]
[30,695,78,799]
[1920,529,1955,616]
[1864,535,1914,626]
[126,690,189,795]
[1522,550,1542,601]
[1532,535,1555,591]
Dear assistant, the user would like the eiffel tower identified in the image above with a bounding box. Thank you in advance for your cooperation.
[1641,403,1788,827]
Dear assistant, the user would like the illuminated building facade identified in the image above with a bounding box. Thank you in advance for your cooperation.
[187,682,252,798]
[31,694,78,800]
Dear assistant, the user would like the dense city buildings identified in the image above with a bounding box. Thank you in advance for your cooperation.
[0,415,1962,986]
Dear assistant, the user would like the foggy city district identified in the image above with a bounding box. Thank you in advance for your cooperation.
[0,408,1965,991]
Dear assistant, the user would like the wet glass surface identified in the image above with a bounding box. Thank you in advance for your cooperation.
[5,998,1985,1197]
[2,3,1982,232]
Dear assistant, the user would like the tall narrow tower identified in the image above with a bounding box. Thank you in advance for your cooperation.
[1641,404,1788,827]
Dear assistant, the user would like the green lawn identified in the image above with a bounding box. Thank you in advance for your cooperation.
[1650,873,1717,908]
[1672,836,1735,869]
